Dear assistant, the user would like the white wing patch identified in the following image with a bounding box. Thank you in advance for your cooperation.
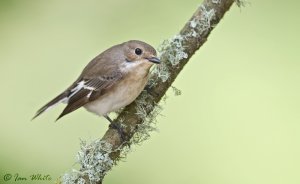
[43,81,96,113]
[87,90,93,98]
[70,81,85,96]
[69,80,96,98]
[43,75,117,114]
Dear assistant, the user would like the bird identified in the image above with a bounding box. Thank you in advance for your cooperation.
[32,40,160,125]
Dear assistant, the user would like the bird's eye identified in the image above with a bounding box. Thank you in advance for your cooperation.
[135,48,143,55]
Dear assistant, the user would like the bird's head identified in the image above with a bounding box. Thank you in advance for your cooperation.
[122,40,160,69]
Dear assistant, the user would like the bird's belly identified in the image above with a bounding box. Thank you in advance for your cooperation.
[84,76,148,116]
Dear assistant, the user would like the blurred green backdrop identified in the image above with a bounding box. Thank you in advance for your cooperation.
[0,0,300,184]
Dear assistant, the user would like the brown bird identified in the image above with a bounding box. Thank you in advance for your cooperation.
[32,40,160,125]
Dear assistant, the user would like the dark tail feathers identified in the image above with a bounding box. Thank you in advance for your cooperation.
[32,91,68,120]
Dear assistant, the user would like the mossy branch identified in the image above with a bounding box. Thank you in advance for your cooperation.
[60,0,238,183]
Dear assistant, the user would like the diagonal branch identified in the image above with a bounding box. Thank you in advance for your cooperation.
[60,0,239,183]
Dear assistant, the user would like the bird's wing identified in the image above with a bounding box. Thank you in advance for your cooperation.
[33,43,125,120]
[56,70,123,121]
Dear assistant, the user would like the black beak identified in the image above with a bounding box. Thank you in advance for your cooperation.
[146,57,160,64]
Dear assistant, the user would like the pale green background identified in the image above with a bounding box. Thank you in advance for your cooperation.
[0,0,299,184]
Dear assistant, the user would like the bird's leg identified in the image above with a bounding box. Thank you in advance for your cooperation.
[104,115,126,142]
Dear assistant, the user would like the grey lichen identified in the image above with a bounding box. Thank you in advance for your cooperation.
[151,61,171,83]
[158,35,188,66]
[135,90,154,120]
[61,139,114,184]
[61,88,172,183]
[61,170,81,184]
[78,139,113,182]
[132,90,162,144]
[150,34,189,83]
[151,4,216,84]
[132,85,183,144]
[171,86,182,96]
[136,3,215,143]
[189,5,216,36]
[77,178,86,184]
[212,0,222,4]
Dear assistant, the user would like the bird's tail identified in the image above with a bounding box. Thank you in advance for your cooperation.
[32,91,69,120]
